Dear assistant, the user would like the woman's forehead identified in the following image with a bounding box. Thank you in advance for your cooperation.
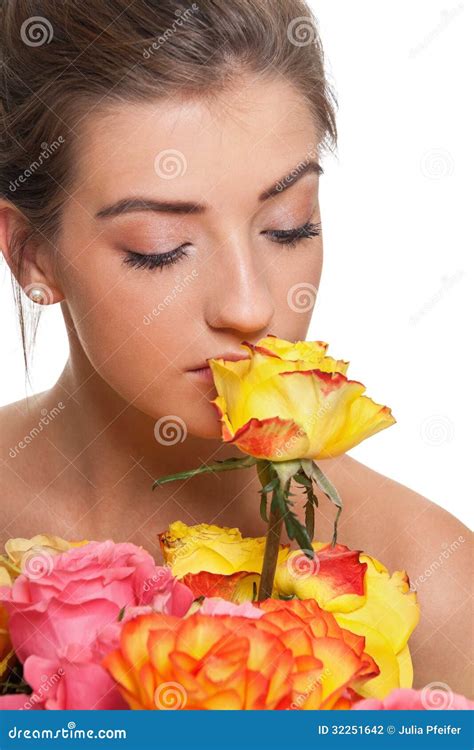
[71,77,318,198]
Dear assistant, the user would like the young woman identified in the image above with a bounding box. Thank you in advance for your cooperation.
[0,0,471,696]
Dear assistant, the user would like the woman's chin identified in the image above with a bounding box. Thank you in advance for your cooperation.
[156,400,225,441]
[188,412,224,440]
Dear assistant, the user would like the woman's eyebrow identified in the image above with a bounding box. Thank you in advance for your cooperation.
[95,159,322,219]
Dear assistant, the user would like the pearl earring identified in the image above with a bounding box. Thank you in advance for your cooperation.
[28,287,48,305]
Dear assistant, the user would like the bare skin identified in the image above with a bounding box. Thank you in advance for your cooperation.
[0,75,472,698]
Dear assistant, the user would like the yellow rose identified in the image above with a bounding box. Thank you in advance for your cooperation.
[208,335,395,461]
[3,534,88,570]
[159,520,289,579]
[160,521,420,699]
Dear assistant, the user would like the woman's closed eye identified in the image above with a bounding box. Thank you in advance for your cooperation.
[264,220,321,247]
[121,219,321,271]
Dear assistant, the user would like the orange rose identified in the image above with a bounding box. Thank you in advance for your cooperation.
[103,599,379,710]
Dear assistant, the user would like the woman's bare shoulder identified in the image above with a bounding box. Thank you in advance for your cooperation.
[318,453,470,563]
[0,393,56,542]
[320,454,472,697]
[0,391,52,439]
[1,393,47,471]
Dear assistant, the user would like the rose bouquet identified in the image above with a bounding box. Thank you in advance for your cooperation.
[0,533,389,709]
[0,531,472,710]
[0,336,471,710]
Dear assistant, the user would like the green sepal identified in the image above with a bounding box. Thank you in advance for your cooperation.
[269,478,314,558]
[301,459,343,546]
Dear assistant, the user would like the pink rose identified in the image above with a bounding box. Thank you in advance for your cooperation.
[199,597,264,619]
[0,541,193,709]
[0,694,43,710]
[353,687,474,710]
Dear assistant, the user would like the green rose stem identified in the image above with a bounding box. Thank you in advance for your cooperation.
[152,455,343,600]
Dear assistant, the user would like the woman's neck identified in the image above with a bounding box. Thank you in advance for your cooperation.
[22,350,260,549]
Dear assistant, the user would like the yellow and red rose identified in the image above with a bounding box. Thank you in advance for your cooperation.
[208,335,395,461]
[159,521,420,699]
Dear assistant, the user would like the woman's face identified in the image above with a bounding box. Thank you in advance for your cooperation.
[57,75,323,438]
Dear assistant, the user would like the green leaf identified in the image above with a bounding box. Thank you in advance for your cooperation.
[152,455,257,489]
[256,459,274,489]
[0,657,30,696]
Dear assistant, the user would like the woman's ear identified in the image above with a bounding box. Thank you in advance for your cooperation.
[0,201,65,305]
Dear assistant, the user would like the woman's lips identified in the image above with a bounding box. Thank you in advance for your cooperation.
[187,352,250,384]
[187,365,214,383]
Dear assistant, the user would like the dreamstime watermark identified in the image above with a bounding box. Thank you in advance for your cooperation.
[409,4,464,59]
[143,269,198,325]
[23,281,56,305]
[154,148,187,180]
[161,534,203,564]
[274,399,335,460]
[286,549,321,580]
[9,138,65,192]
[287,16,317,47]
[409,270,465,325]
[142,567,173,593]
[154,415,187,445]
[8,724,127,739]
[287,281,318,313]
[20,548,55,580]
[419,414,454,446]
[409,535,465,591]
[20,668,65,710]
[420,147,454,179]
[20,16,53,47]
[154,680,187,709]
[9,402,66,458]
[275,142,319,193]
[287,666,332,709]
[143,3,199,58]
[420,681,456,709]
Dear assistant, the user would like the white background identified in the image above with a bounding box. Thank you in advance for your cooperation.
[1,1,472,526]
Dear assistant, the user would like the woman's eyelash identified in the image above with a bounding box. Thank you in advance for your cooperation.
[123,245,190,271]
[122,221,321,271]
[264,221,321,246]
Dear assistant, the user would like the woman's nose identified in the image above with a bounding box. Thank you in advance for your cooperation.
[204,230,275,334]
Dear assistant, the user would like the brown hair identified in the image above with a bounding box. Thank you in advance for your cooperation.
[0,0,337,384]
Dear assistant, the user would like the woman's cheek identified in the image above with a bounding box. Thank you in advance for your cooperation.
[271,241,323,334]
[60,260,194,412]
